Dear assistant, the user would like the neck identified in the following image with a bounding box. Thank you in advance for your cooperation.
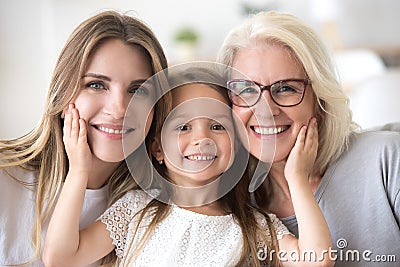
[260,160,323,218]
[269,162,292,198]
[87,157,121,189]
[269,160,323,194]
[172,181,219,206]
[183,201,227,216]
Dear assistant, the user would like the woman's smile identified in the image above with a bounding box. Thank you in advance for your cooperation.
[93,123,135,140]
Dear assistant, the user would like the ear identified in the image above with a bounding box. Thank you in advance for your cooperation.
[151,136,164,161]
[61,108,67,119]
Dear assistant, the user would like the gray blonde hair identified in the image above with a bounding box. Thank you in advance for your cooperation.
[218,11,358,174]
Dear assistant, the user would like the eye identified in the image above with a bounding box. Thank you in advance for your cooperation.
[211,123,225,131]
[238,86,258,96]
[275,85,296,94]
[229,81,259,96]
[86,81,106,90]
[176,124,190,131]
[271,81,303,96]
[130,85,149,95]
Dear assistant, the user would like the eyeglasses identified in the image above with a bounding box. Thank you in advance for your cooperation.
[226,78,310,107]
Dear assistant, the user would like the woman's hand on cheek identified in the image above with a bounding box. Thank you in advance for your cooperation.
[63,103,92,177]
[284,117,318,184]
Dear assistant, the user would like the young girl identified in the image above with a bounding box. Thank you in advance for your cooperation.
[0,11,168,266]
[43,65,333,266]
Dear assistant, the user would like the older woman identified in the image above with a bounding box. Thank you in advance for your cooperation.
[218,11,400,267]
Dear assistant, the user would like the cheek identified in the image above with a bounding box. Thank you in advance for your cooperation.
[232,106,251,126]
[290,95,316,125]
[71,94,97,120]
[290,111,312,125]
[131,97,156,133]
[162,134,184,165]
[225,139,234,161]
[144,109,154,135]
[218,133,233,153]
[231,107,251,149]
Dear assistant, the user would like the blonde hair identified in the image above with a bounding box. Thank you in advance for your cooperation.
[0,10,168,264]
[122,66,280,267]
[218,11,358,175]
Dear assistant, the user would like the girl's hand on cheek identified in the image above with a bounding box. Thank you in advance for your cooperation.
[284,117,318,184]
[63,104,92,177]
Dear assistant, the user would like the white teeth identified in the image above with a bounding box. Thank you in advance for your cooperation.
[254,126,287,135]
[98,126,128,135]
[187,155,216,161]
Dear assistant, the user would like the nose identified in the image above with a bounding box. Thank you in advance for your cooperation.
[191,125,211,146]
[254,90,280,116]
[191,128,216,155]
[104,89,129,119]
[187,123,217,155]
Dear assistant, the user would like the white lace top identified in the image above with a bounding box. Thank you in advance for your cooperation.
[100,190,291,266]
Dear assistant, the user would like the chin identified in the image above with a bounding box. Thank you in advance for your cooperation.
[93,150,125,163]
[250,151,274,163]
[249,141,275,163]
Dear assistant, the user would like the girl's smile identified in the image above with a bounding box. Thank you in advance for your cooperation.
[153,83,235,188]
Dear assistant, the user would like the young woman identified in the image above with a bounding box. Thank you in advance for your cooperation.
[0,10,168,266]
[218,11,400,267]
[43,65,333,267]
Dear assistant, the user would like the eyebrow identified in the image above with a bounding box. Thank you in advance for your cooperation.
[82,73,148,85]
[168,112,232,122]
[130,79,148,85]
[82,73,111,81]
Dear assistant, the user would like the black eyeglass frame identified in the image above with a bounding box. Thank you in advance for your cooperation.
[227,78,311,107]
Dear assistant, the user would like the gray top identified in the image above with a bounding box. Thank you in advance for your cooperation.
[281,130,400,266]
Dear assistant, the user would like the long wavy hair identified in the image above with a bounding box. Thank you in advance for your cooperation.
[121,67,280,267]
[217,11,358,177]
[0,10,169,264]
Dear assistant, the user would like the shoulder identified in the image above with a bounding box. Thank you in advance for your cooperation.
[100,189,158,259]
[108,189,157,215]
[331,130,400,175]
[101,189,158,223]
[370,122,400,132]
[0,164,37,190]
[254,211,293,240]
[353,129,400,143]
[325,130,400,195]
[347,130,400,156]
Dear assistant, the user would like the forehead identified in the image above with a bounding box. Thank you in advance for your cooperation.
[231,44,305,82]
[167,83,231,122]
[171,83,228,108]
[85,39,152,78]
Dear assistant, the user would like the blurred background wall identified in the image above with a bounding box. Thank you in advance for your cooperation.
[1,0,399,139]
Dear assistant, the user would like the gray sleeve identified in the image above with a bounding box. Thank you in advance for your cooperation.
[384,133,400,225]
[370,122,400,132]
[395,190,400,226]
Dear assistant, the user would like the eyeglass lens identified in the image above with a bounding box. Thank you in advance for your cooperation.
[228,79,306,107]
